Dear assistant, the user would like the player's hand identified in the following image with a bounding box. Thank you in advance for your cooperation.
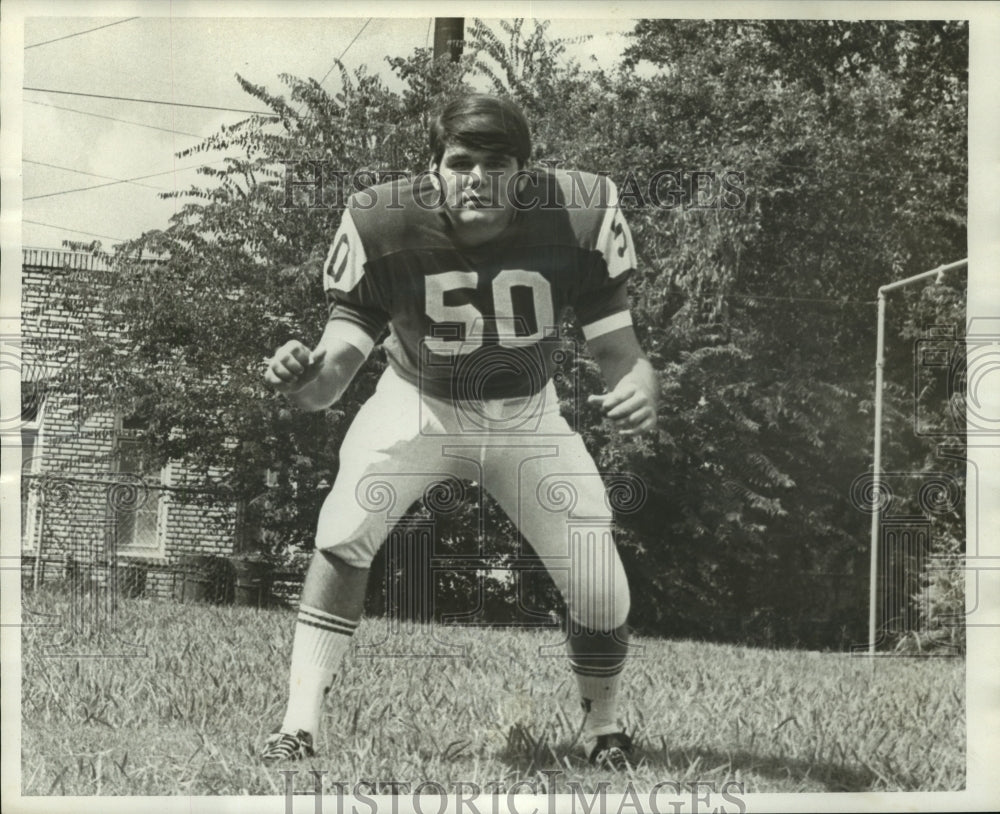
[263,340,327,395]
[588,379,657,436]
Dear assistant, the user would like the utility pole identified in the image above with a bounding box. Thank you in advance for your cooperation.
[433,18,464,63]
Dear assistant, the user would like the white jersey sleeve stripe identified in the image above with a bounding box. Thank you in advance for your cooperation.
[325,318,376,358]
[582,311,633,341]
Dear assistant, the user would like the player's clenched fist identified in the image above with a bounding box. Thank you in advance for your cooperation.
[264,340,327,394]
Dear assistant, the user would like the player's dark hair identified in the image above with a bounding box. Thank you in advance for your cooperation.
[429,94,531,167]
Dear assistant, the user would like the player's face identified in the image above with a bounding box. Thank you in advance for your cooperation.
[433,145,522,246]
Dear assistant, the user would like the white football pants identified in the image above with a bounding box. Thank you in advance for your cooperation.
[315,366,630,631]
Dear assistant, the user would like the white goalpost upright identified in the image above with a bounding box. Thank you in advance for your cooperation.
[868,257,968,655]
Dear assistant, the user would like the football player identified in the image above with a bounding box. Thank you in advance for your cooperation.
[262,94,657,770]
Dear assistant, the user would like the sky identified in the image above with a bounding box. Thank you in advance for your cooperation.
[18,12,638,251]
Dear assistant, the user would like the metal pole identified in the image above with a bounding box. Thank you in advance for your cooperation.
[879,258,968,294]
[33,494,45,591]
[867,257,966,656]
[869,292,887,655]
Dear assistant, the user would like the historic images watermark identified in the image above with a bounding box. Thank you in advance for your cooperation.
[843,316,999,655]
[351,467,647,659]
[914,317,1000,437]
[280,771,747,814]
[279,162,749,212]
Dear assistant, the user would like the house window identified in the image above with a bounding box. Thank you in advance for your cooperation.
[112,434,169,559]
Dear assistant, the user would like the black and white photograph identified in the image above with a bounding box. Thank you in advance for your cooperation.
[2,2,998,812]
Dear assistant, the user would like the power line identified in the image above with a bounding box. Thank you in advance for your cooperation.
[25,99,202,138]
[727,292,877,305]
[25,17,138,50]
[24,159,164,190]
[304,18,373,121]
[24,164,213,201]
[765,161,949,182]
[24,219,127,243]
[24,87,275,116]
[317,18,373,87]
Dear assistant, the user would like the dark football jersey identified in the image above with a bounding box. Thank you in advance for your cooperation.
[322,168,637,401]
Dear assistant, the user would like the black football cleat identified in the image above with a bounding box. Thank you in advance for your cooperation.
[260,729,315,763]
[588,731,634,770]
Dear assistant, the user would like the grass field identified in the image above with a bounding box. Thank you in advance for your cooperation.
[19,585,964,796]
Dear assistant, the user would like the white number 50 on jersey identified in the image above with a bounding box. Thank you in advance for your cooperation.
[424,269,555,355]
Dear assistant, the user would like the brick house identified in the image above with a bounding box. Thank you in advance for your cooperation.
[20,248,244,600]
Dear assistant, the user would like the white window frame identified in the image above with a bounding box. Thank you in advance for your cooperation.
[112,433,170,561]
[20,401,45,553]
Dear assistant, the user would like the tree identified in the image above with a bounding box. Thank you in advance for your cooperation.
[612,19,967,645]
[65,54,471,551]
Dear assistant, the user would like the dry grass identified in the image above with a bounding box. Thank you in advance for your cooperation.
[20,585,964,796]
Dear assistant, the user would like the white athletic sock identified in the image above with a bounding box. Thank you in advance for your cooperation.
[571,660,625,739]
[280,605,358,736]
